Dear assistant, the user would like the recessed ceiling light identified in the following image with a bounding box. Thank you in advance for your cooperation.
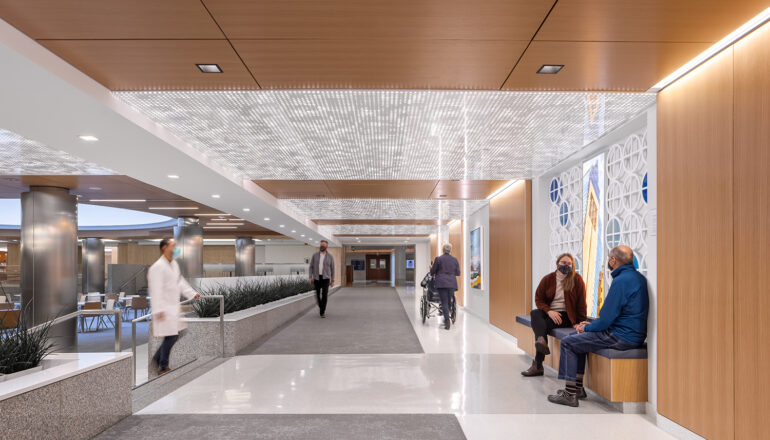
[264,217,270,221]
[267,239,271,241]
[149,206,198,210]
[167,174,180,179]
[89,187,101,191]
[300,234,305,237]
[78,135,99,142]
[89,199,146,202]
[279,224,285,228]
[536,64,564,74]
[291,230,296,233]
[243,208,250,212]
[212,194,221,198]
[196,63,222,73]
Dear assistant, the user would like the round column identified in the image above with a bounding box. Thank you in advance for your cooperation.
[235,237,256,277]
[20,186,78,348]
[173,217,203,279]
[81,238,105,294]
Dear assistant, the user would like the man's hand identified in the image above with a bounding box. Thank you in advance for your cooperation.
[330,281,335,287]
[576,322,589,333]
[155,311,165,321]
[309,277,314,284]
[547,310,562,325]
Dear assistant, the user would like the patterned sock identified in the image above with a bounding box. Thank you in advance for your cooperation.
[565,382,578,397]
[576,374,584,392]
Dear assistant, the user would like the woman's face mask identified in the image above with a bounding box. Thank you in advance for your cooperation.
[557,264,572,275]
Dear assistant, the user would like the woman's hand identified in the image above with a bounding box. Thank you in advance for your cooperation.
[547,310,562,325]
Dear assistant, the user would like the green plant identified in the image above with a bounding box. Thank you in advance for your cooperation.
[0,309,55,375]
[193,277,313,318]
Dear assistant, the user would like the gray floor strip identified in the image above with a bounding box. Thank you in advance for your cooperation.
[240,287,424,355]
[94,414,466,440]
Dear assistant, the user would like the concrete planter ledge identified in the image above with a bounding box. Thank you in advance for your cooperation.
[148,286,339,378]
[0,352,132,440]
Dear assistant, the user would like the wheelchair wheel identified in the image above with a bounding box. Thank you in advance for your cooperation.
[420,296,427,324]
[450,297,457,323]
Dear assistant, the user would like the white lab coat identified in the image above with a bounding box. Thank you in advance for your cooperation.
[148,256,197,337]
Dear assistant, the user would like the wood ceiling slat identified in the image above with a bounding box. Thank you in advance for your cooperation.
[536,0,770,43]
[232,39,526,90]
[37,40,258,91]
[0,0,223,39]
[203,0,553,40]
[503,41,710,91]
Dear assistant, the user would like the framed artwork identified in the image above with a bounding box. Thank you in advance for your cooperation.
[582,153,606,317]
[406,260,415,269]
[470,226,482,290]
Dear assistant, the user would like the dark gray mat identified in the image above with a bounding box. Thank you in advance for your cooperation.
[241,287,424,354]
[94,414,466,440]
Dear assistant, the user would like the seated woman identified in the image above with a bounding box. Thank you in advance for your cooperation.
[521,253,586,377]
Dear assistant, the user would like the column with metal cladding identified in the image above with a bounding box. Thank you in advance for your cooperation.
[20,186,78,348]
[81,238,105,294]
[173,217,203,279]
[235,237,256,277]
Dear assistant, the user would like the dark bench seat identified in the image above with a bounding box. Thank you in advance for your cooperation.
[515,315,647,359]
[514,314,648,404]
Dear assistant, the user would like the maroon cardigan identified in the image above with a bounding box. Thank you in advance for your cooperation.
[534,272,587,325]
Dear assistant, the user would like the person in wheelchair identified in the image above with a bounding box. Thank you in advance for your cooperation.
[521,252,586,377]
[429,243,461,330]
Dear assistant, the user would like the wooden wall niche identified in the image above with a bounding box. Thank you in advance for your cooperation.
[448,220,464,307]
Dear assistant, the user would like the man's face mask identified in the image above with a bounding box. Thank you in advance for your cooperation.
[172,247,182,259]
[320,245,327,252]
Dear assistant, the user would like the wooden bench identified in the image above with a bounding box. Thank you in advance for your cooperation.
[515,315,648,403]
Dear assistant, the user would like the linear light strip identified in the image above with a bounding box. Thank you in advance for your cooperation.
[203,226,237,229]
[89,199,146,202]
[486,180,518,200]
[649,7,770,92]
[149,207,198,210]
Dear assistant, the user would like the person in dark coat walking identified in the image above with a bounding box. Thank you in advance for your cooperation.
[430,243,461,330]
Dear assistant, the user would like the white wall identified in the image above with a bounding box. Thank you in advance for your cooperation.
[414,241,430,288]
[463,204,490,321]
[260,244,316,264]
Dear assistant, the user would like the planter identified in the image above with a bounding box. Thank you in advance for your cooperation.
[0,365,43,382]
[147,286,339,377]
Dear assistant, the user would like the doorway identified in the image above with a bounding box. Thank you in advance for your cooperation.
[365,254,391,284]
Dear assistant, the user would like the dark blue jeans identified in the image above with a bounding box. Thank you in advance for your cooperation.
[153,334,179,370]
[558,330,639,382]
[437,288,454,323]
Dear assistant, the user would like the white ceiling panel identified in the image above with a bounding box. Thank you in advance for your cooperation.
[281,199,486,221]
[330,224,438,236]
[115,90,655,180]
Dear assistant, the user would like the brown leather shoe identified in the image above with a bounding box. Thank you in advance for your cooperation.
[535,336,550,355]
[521,361,544,377]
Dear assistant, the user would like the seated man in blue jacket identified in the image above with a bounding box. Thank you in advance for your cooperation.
[548,245,649,407]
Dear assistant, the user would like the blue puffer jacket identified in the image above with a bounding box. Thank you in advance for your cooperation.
[584,264,649,345]
[430,253,460,290]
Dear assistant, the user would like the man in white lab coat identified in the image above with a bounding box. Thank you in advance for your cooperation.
[148,238,199,374]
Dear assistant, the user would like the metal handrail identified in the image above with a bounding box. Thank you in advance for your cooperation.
[117,266,149,292]
[131,295,224,386]
[27,309,123,353]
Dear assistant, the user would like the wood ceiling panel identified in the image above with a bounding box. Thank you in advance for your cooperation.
[255,180,334,199]
[0,175,275,236]
[204,0,553,40]
[255,180,508,199]
[313,219,448,226]
[536,0,769,43]
[233,39,526,90]
[0,0,223,39]
[38,40,258,91]
[323,180,438,199]
[430,180,509,199]
[502,41,710,91]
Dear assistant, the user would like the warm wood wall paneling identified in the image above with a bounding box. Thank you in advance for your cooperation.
[328,247,344,287]
[657,48,735,439]
[430,234,438,263]
[733,23,770,440]
[448,220,464,307]
[202,245,235,264]
[489,180,531,337]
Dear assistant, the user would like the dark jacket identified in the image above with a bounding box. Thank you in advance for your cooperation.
[308,251,335,282]
[430,253,460,290]
[535,272,587,326]
[584,264,649,345]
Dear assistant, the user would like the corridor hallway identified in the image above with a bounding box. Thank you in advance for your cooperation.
[96,287,672,439]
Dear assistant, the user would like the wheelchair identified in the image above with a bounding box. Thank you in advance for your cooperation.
[419,273,456,325]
